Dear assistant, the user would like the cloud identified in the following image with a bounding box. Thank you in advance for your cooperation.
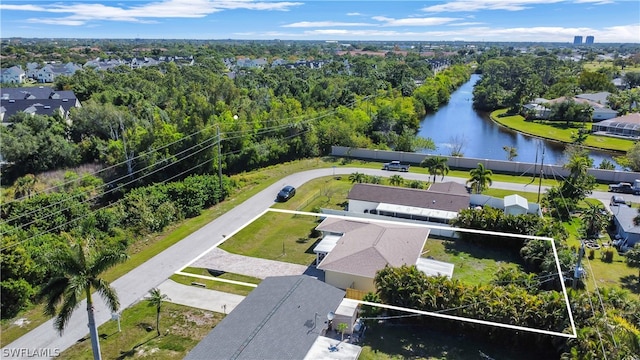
[239,23,640,43]
[421,0,565,12]
[372,16,461,26]
[0,0,303,26]
[573,0,613,4]
[346,12,362,16]
[283,21,374,28]
[447,22,484,26]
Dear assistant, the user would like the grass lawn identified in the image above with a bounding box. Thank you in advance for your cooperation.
[169,267,261,296]
[421,237,522,285]
[58,301,222,360]
[169,274,256,296]
[218,211,320,266]
[358,323,557,360]
[490,109,634,153]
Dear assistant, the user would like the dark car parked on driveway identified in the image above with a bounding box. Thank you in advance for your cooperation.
[277,185,296,202]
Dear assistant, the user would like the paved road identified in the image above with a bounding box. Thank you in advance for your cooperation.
[1,166,627,359]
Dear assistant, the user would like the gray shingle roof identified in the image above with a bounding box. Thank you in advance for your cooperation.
[428,181,469,195]
[185,275,345,360]
[316,218,429,278]
[348,183,470,212]
[0,87,78,121]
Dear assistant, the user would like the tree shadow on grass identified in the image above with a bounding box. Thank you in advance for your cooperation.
[304,238,322,254]
[619,275,640,295]
[116,334,159,360]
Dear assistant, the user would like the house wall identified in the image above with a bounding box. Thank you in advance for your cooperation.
[325,271,375,293]
[321,208,460,238]
[505,205,528,216]
[614,218,640,247]
[332,146,640,183]
[348,199,380,213]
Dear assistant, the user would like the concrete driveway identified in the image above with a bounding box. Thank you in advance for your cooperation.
[157,279,245,314]
[190,248,312,280]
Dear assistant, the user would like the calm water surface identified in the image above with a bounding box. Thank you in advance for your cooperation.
[417,74,618,167]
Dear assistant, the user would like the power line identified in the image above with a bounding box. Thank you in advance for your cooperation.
[1,124,319,251]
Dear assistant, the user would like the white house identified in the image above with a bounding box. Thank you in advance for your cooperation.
[0,66,26,84]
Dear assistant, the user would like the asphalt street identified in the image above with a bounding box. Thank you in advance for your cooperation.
[1,166,631,359]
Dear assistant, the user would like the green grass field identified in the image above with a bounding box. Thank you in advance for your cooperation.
[218,211,320,266]
[491,109,635,153]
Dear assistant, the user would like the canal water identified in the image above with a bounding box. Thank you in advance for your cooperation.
[417,74,618,167]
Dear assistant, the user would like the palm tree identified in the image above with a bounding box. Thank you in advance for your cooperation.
[348,172,366,184]
[466,163,493,194]
[39,237,128,360]
[14,174,36,199]
[625,244,640,280]
[580,204,607,238]
[420,156,449,182]
[147,288,170,336]
[388,174,404,186]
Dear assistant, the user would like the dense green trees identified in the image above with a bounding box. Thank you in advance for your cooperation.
[0,173,228,318]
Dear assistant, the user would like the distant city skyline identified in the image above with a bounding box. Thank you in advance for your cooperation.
[1,0,639,43]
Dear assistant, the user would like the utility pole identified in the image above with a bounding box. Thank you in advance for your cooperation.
[573,241,585,290]
[216,125,223,197]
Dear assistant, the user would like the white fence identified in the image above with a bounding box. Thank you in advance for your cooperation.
[331,146,640,183]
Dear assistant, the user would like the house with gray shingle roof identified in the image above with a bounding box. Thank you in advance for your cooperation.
[0,86,80,122]
[185,275,361,360]
[611,204,640,250]
[314,218,451,292]
[347,183,470,224]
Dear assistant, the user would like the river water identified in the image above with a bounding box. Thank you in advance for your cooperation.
[417,74,618,167]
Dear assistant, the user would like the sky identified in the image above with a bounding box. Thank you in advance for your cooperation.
[1,0,639,43]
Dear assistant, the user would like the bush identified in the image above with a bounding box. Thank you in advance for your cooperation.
[601,249,614,263]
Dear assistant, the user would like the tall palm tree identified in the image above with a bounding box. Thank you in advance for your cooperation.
[388,174,404,186]
[467,163,493,194]
[420,156,449,182]
[580,204,607,238]
[39,237,128,360]
[147,288,170,336]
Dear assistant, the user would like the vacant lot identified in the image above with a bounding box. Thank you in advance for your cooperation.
[58,301,222,360]
[218,211,320,266]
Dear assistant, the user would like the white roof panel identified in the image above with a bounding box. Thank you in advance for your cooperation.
[313,234,342,254]
[416,257,455,278]
[375,203,458,220]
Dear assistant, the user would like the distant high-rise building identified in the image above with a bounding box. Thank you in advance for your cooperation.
[573,36,583,45]
[585,36,594,45]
